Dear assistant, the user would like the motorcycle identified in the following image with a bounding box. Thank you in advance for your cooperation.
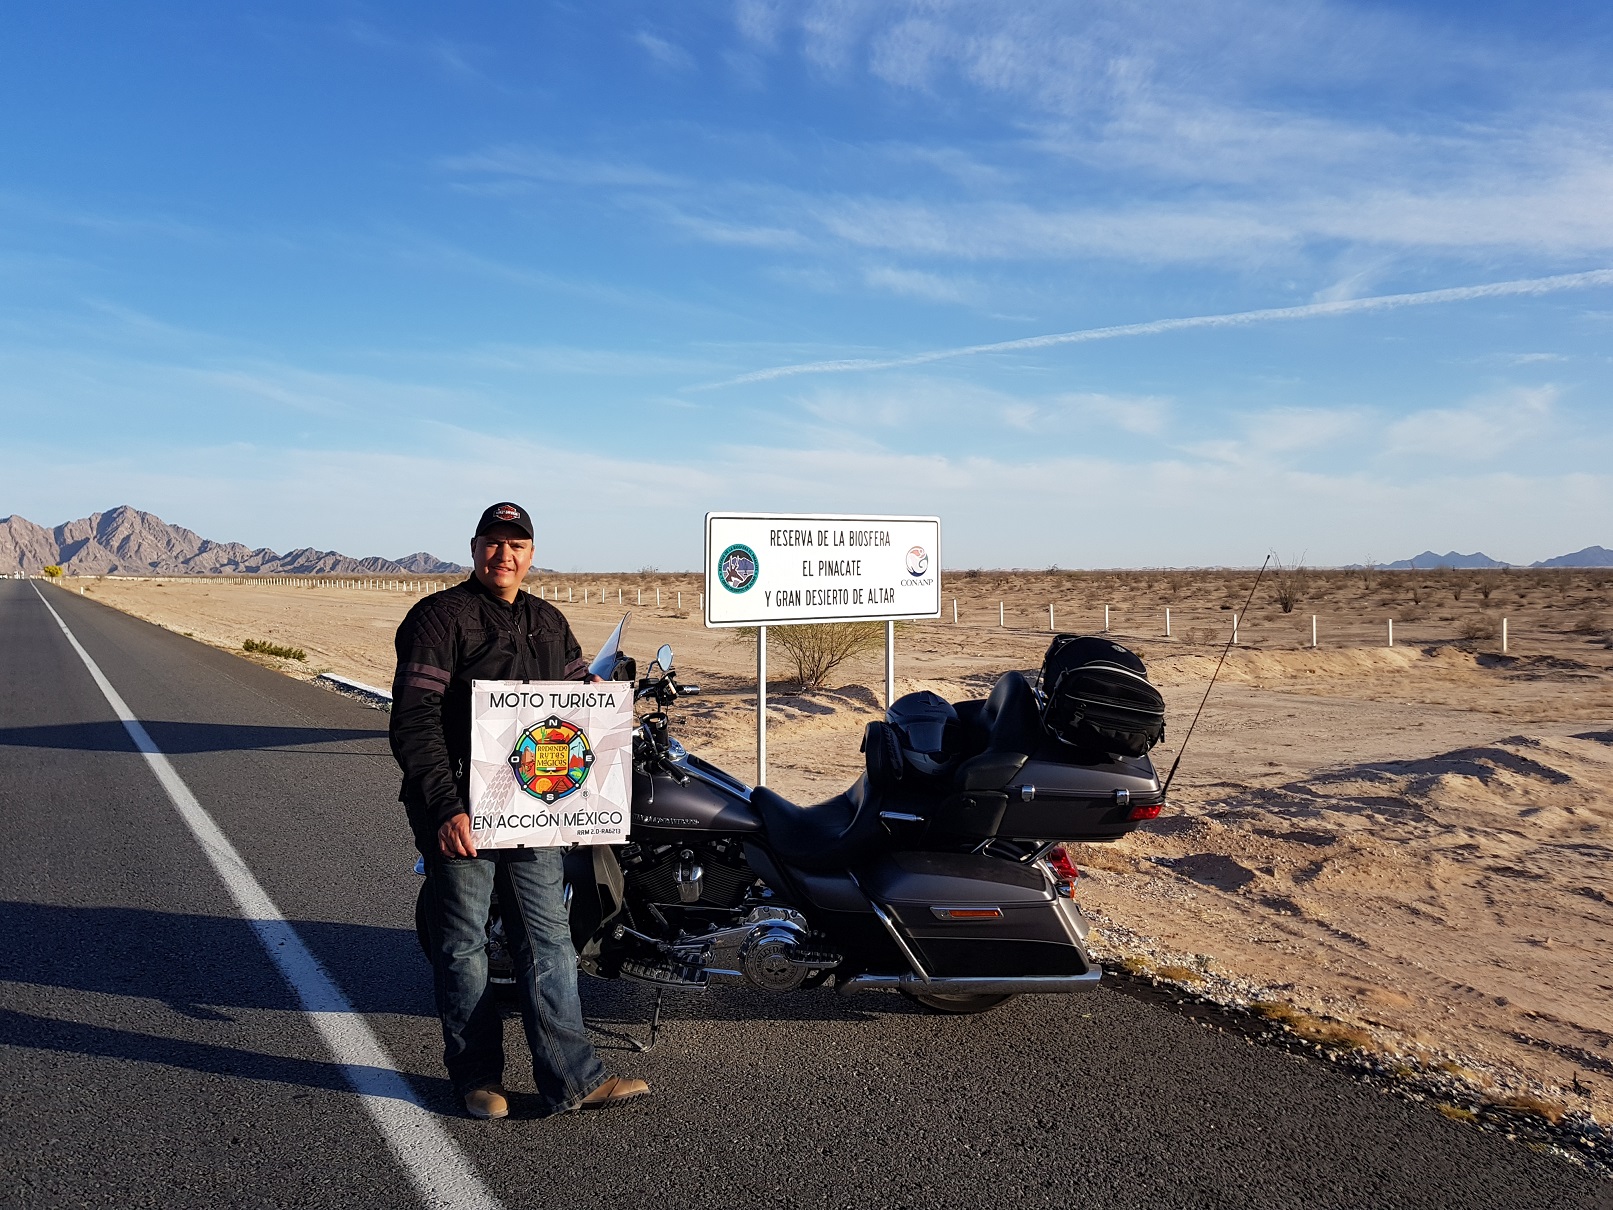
[415,616,1165,1017]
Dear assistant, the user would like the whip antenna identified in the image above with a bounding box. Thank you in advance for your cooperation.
[1162,554,1271,796]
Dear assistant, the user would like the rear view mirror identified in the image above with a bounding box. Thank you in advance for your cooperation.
[656,643,675,673]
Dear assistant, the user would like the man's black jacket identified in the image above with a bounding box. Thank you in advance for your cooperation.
[390,576,588,852]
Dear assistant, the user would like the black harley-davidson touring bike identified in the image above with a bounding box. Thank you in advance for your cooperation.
[415,617,1167,1016]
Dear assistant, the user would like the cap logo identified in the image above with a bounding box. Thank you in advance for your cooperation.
[493,504,521,522]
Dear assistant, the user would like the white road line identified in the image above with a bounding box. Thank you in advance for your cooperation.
[33,585,503,1210]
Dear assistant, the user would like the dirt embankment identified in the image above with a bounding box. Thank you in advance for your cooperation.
[67,571,1613,1133]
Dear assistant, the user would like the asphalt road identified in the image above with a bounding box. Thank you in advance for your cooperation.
[1,578,1608,1210]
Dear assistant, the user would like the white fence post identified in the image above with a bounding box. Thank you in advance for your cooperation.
[1165,607,1171,637]
[1387,619,1394,647]
[1104,604,1110,632]
[1502,617,1509,653]
[1049,604,1055,631]
[1311,614,1317,648]
[1232,612,1239,645]
[999,601,1004,627]
[952,598,958,624]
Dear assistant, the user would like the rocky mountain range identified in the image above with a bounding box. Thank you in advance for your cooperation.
[1381,547,1613,570]
[0,506,464,577]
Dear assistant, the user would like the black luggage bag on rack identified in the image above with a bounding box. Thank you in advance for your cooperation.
[1038,635,1166,759]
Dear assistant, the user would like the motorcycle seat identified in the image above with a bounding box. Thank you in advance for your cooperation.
[751,776,887,873]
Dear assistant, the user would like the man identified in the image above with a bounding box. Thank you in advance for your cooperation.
[390,501,648,1120]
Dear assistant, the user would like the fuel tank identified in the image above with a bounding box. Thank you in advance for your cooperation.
[631,752,761,836]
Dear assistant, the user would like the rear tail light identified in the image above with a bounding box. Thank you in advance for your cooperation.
[1128,802,1163,821]
[1048,846,1080,882]
[1048,845,1081,896]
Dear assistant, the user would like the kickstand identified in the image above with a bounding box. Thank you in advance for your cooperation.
[630,989,666,1053]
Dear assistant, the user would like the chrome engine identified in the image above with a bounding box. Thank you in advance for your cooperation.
[620,905,840,993]
[698,906,840,992]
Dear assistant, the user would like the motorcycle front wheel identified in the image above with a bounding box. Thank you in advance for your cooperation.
[901,990,1014,1015]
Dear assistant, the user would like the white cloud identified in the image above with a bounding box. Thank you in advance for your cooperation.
[862,265,971,304]
[635,30,697,72]
[1383,386,1558,462]
[437,146,686,189]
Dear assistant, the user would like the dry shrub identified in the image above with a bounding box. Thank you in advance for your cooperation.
[1570,611,1606,634]
[1153,964,1206,984]
[1459,614,1499,640]
[243,638,307,661]
[1250,1001,1376,1050]
[1491,1092,1566,1124]
[736,622,885,691]
[1270,552,1308,614]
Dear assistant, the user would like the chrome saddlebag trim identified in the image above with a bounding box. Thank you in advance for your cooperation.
[835,970,1102,996]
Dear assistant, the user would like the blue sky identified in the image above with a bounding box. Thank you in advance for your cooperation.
[3,1,1611,568]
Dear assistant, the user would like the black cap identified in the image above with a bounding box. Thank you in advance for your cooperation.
[475,502,534,539]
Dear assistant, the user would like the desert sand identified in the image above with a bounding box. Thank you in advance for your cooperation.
[64,567,1613,1132]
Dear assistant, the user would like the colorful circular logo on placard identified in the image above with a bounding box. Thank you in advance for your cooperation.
[906,546,929,576]
[508,716,594,803]
[718,543,759,593]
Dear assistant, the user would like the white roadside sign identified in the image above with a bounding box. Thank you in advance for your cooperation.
[704,512,941,627]
[468,681,634,849]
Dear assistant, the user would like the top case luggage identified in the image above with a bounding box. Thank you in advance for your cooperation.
[1038,634,1165,759]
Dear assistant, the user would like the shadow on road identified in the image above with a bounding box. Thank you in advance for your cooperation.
[0,901,431,1018]
[0,721,387,754]
[0,1006,457,1107]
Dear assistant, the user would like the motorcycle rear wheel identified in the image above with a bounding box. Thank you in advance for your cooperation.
[901,990,1014,1015]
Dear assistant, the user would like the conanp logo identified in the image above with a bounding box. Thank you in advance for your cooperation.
[509,716,594,803]
[906,546,929,577]
[718,543,759,593]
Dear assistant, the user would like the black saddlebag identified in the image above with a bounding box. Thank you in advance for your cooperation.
[859,850,1092,978]
[1038,634,1165,759]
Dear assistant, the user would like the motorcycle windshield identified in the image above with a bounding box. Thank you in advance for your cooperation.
[587,612,632,680]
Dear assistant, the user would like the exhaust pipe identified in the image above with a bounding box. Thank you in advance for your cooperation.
[836,970,1102,997]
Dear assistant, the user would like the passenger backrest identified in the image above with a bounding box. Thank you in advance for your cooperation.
[982,671,1042,756]
[953,672,1041,792]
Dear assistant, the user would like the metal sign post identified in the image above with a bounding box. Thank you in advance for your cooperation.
[757,624,767,786]
[704,512,941,788]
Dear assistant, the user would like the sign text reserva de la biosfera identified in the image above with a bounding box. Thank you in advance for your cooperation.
[704,514,941,626]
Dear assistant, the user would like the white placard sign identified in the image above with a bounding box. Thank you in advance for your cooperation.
[468,681,634,849]
[705,512,941,627]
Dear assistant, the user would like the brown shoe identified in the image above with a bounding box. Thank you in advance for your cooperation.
[579,1076,649,1110]
[463,1086,509,1120]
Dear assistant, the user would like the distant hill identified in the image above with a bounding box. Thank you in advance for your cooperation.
[1368,546,1612,570]
[0,506,465,577]
[1532,545,1613,568]
[1382,550,1509,570]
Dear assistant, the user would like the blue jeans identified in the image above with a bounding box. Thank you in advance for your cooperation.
[422,847,605,1113]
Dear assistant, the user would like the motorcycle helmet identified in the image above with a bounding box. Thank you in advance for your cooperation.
[884,690,959,778]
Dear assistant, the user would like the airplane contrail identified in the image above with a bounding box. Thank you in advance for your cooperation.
[703,268,1613,389]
